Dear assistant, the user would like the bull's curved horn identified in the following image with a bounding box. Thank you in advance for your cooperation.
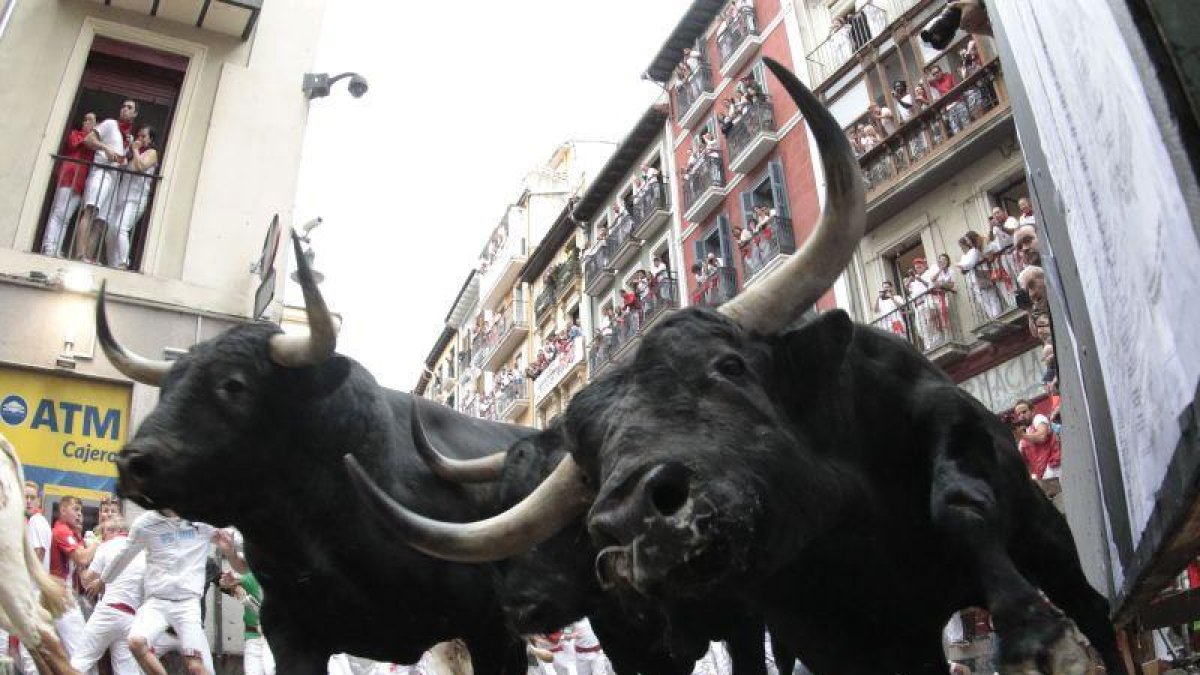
[344,453,593,563]
[719,57,866,334]
[411,398,506,483]
[96,281,171,386]
[269,232,338,367]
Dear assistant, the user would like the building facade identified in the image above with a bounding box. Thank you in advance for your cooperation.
[0,0,327,663]
[415,142,612,430]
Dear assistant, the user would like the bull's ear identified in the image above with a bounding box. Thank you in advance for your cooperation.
[284,355,352,399]
[779,309,853,380]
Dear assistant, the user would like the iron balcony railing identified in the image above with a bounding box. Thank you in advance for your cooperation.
[631,181,669,229]
[960,249,1023,327]
[716,5,759,68]
[804,0,920,86]
[535,282,557,320]
[609,211,636,255]
[583,241,612,289]
[477,301,529,366]
[533,336,585,402]
[683,156,726,213]
[739,216,796,283]
[589,276,679,375]
[869,289,963,354]
[726,98,776,162]
[37,154,162,270]
[675,60,715,122]
[553,258,580,299]
[861,61,1004,195]
[498,378,529,418]
[692,266,738,307]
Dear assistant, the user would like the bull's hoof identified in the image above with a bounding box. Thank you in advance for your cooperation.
[1001,626,1090,675]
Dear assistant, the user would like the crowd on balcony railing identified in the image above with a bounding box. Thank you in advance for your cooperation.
[870,200,1049,357]
[526,320,584,381]
[846,38,990,158]
[716,76,766,136]
[40,100,162,271]
[591,262,674,360]
[716,0,756,39]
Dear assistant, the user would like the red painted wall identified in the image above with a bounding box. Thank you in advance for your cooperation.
[670,0,832,309]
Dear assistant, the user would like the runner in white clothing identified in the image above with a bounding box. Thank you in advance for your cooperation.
[99,509,219,675]
[72,516,145,675]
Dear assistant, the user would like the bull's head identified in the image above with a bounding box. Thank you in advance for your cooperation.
[344,57,866,599]
[99,233,345,522]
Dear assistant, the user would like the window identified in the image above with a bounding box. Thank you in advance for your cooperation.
[828,78,872,128]
[694,215,734,268]
[886,238,928,291]
[739,160,792,224]
[35,36,187,272]
[992,178,1029,218]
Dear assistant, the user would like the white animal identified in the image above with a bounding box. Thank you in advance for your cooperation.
[0,432,78,674]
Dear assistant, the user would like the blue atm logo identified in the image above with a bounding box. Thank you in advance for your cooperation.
[0,394,121,441]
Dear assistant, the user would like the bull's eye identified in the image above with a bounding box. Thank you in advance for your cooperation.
[220,377,247,396]
[713,355,747,379]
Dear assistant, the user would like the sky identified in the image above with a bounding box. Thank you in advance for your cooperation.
[290,1,693,391]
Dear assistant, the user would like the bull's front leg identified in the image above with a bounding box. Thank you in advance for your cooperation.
[929,430,1089,675]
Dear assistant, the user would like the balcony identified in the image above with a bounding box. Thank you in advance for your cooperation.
[477,302,530,372]
[477,214,529,312]
[870,289,970,366]
[804,0,920,87]
[497,378,530,422]
[534,283,557,323]
[739,216,796,285]
[533,336,586,403]
[963,251,1028,341]
[691,266,738,308]
[554,258,580,302]
[583,242,615,296]
[631,181,671,239]
[861,61,1008,205]
[36,155,162,271]
[589,277,680,376]
[717,6,763,78]
[608,212,641,271]
[683,157,728,224]
[457,397,479,419]
[727,100,779,174]
[675,61,717,129]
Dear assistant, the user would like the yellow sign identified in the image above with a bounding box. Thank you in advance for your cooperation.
[0,366,130,493]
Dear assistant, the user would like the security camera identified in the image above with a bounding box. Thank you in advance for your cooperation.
[348,75,369,98]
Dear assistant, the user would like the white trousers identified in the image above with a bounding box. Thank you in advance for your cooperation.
[244,635,275,675]
[42,186,81,256]
[69,604,138,675]
[132,597,213,674]
[55,604,87,658]
[104,198,147,268]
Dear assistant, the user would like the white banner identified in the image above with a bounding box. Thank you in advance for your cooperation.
[991,1,1200,551]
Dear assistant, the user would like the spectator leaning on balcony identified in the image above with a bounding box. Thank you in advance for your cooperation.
[869,103,896,136]
[985,205,1020,289]
[906,258,942,347]
[106,124,159,270]
[42,111,97,257]
[956,231,1003,319]
[892,81,916,122]
[932,254,957,294]
[926,64,958,99]
[702,130,721,163]
[76,99,137,262]
[1017,197,1035,228]
[874,281,906,336]
[960,38,982,78]
[858,123,881,152]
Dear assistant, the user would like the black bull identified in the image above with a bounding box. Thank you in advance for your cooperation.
[350,57,1128,675]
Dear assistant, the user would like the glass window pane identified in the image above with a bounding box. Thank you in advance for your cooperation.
[829,78,870,128]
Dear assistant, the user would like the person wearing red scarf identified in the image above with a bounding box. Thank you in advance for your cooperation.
[41,112,97,257]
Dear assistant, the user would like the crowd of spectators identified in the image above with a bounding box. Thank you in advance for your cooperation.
[526,320,584,381]
[39,98,161,270]
[717,76,766,137]
[846,39,985,157]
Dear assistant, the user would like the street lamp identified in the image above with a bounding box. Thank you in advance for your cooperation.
[301,72,369,100]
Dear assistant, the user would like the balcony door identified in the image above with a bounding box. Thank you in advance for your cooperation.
[34,36,187,272]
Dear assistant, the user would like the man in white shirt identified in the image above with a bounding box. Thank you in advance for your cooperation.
[74,99,137,262]
[99,509,219,675]
[73,516,145,675]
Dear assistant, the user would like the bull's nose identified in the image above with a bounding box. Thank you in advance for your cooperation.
[117,449,157,485]
[589,462,693,544]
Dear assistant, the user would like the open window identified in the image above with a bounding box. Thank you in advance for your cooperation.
[34,36,187,272]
